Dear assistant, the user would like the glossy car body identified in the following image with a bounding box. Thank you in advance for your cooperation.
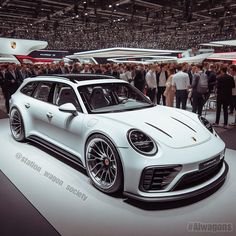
[9,74,228,202]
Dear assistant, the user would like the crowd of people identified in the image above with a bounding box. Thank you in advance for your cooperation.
[0,61,236,127]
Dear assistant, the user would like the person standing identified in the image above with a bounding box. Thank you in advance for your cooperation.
[229,65,236,126]
[145,65,157,103]
[134,64,146,93]
[172,64,190,110]
[163,68,175,107]
[207,64,217,93]
[5,64,19,96]
[111,65,120,79]
[54,61,70,74]
[191,64,208,116]
[213,67,235,128]
[16,64,32,83]
[0,65,9,113]
[5,64,20,113]
[156,64,168,105]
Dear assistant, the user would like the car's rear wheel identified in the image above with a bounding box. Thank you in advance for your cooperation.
[9,108,26,142]
[85,134,123,194]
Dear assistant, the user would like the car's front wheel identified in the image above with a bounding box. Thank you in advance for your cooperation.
[85,134,123,194]
[9,107,26,142]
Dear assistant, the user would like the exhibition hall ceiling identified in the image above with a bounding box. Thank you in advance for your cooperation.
[0,0,236,51]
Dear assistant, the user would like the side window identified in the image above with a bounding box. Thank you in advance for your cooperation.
[53,83,82,112]
[20,82,38,96]
[33,82,54,102]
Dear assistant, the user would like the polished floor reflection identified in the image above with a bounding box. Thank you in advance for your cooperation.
[0,119,235,236]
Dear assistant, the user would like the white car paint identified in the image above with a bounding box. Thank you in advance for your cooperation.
[9,74,228,202]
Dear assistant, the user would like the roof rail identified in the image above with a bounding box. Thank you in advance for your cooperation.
[30,73,118,83]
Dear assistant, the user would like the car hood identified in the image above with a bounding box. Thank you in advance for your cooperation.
[97,106,211,149]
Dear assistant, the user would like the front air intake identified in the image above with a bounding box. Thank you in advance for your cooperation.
[139,165,182,191]
[173,158,224,191]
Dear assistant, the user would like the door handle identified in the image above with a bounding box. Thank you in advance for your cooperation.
[24,103,30,108]
[46,112,53,119]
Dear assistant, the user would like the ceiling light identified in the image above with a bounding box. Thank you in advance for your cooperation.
[109,5,112,8]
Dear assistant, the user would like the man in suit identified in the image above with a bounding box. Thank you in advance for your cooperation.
[145,65,157,103]
[0,65,10,113]
[54,61,70,74]
[191,64,207,116]
[213,66,235,128]
[5,64,20,99]
[134,64,146,93]
[16,64,32,84]
[0,65,6,92]
[156,64,168,105]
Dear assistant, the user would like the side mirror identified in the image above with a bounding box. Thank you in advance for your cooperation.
[59,103,77,116]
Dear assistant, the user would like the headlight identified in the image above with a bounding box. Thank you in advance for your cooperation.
[199,116,213,133]
[127,129,158,156]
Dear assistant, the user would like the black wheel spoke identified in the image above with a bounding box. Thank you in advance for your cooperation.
[90,162,102,172]
[94,166,103,177]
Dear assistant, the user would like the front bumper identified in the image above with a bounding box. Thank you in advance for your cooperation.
[123,161,228,202]
[117,132,227,202]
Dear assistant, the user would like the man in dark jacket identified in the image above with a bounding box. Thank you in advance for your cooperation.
[16,64,32,83]
[54,61,70,74]
[207,64,217,93]
[213,67,235,128]
[191,64,207,116]
[0,65,9,113]
[134,64,146,93]
[5,64,20,96]
[156,64,168,105]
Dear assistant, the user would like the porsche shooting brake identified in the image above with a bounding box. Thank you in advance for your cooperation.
[9,74,228,202]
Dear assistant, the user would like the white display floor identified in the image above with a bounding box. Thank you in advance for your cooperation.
[0,119,235,236]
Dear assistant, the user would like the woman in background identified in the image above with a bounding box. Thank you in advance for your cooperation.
[163,68,175,107]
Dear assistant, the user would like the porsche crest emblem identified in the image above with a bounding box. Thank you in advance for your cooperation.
[192,137,197,142]
[11,41,17,49]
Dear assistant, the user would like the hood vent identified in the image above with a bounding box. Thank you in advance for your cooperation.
[171,117,196,133]
[145,122,172,138]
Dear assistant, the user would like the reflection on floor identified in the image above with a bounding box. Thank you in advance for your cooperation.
[0,109,8,119]
[0,119,235,236]
[0,171,60,236]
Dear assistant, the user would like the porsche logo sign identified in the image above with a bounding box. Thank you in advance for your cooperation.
[11,41,17,49]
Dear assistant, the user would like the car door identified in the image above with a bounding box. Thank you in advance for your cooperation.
[30,81,56,136]
[41,82,85,159]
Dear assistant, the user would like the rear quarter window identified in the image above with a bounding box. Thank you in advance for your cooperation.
[20,82,39,96]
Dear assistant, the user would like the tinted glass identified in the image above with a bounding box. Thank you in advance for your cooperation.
[33,82,54,102]
[54,83,82,112]
[20,82,38,96]
[78,82,153,114]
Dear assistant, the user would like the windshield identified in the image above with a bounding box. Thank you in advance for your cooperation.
[78,82,153,113]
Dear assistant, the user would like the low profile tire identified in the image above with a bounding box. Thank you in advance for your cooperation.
[9,107,26,142]
[85,134,123,194]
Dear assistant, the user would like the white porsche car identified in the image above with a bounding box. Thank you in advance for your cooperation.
[9,74,228,202]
